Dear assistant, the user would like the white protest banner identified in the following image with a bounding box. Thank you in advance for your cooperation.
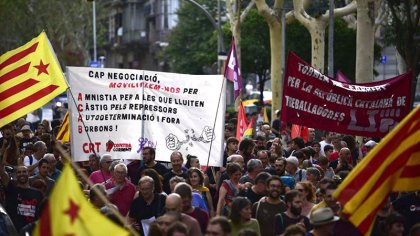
[67,67,226,167]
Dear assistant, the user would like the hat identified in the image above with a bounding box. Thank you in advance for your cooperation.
[21,125,32,132]
[310,207,340,226]
[365,140,377,148]
[280,175,296,189]
[286,156,299,167]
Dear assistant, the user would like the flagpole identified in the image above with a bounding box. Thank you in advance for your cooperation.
[205,74,226,169]
[54,143,139,236]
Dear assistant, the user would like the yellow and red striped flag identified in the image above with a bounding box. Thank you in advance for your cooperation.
[0,32,67,127]
[33,163,129,235]
[236,102,255,140]
[56,111,70,143]
[334,106,420,235]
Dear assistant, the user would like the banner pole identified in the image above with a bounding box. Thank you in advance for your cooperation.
[206,76,226,168]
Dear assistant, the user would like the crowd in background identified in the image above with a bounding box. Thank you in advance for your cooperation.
[0,110,419,236]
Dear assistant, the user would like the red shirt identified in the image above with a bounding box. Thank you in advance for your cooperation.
[329,152,339,161]
[105,180,136,216]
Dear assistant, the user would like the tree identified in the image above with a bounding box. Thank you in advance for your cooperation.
[241,9,271,104]
[384,0,420,107]
[0,0,108,67]
[224,0,255,66]
[292,0,357,72]
[162,0,218,74]
[355,0,376,83]
[255,0,293,120]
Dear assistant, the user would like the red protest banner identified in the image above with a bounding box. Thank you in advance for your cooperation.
[281,52,412,138]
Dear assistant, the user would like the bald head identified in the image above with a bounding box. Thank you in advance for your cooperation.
[165,193,182,213]
[339,147,350,155]
[339,147,351,163]
[227,154,244,168]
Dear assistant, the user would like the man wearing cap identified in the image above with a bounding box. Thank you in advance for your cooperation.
[307,207,339,236]
[363,140,377,157]
[285,156,307,183]
[18,124,39,151]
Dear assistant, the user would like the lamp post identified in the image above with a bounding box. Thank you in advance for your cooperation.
[184,0,226,73]
[327,0,334,78]
[92,0,97,62]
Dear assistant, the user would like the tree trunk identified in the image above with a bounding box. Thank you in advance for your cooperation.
[293,0,357,72]
[255,0,284,121]
[355,0,376,83]
[225,0,255,68]
[309,21,327,72]
[269,24,284,121]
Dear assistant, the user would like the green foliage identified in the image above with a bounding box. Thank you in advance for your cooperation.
[286,21,312,63]
[162,0,218,74]
[328,18,357,80]
[0,0,108,66]
[241,9,270,77]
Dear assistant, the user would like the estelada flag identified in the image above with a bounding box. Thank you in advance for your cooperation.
[56,111,70,143]
[334,106,420,235]
[0,32,67,127]
[32,163,129,235]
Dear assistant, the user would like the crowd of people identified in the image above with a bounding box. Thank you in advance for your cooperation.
[0,113,419,236]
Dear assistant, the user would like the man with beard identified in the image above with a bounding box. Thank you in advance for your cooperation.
[133,147,168,185]
[0,164,43,231]
[252,175,287,236]
[274,190,312,235]
[163,151,188,194]
[175,183,209,234]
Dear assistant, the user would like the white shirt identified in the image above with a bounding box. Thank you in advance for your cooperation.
[23,155,39,175]
[319,140,331,157]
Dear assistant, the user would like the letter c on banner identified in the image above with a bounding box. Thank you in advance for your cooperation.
[78,104,83,112]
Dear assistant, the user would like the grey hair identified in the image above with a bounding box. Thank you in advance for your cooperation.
[114,163,127,173]
[100,153,112,164]
[33,141,46,151]
[139,175,155,188]
[109,160,123,172]
[247,159,262,172]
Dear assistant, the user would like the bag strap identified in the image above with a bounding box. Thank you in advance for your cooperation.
[276,212,284,230]
[298,169,303,181]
